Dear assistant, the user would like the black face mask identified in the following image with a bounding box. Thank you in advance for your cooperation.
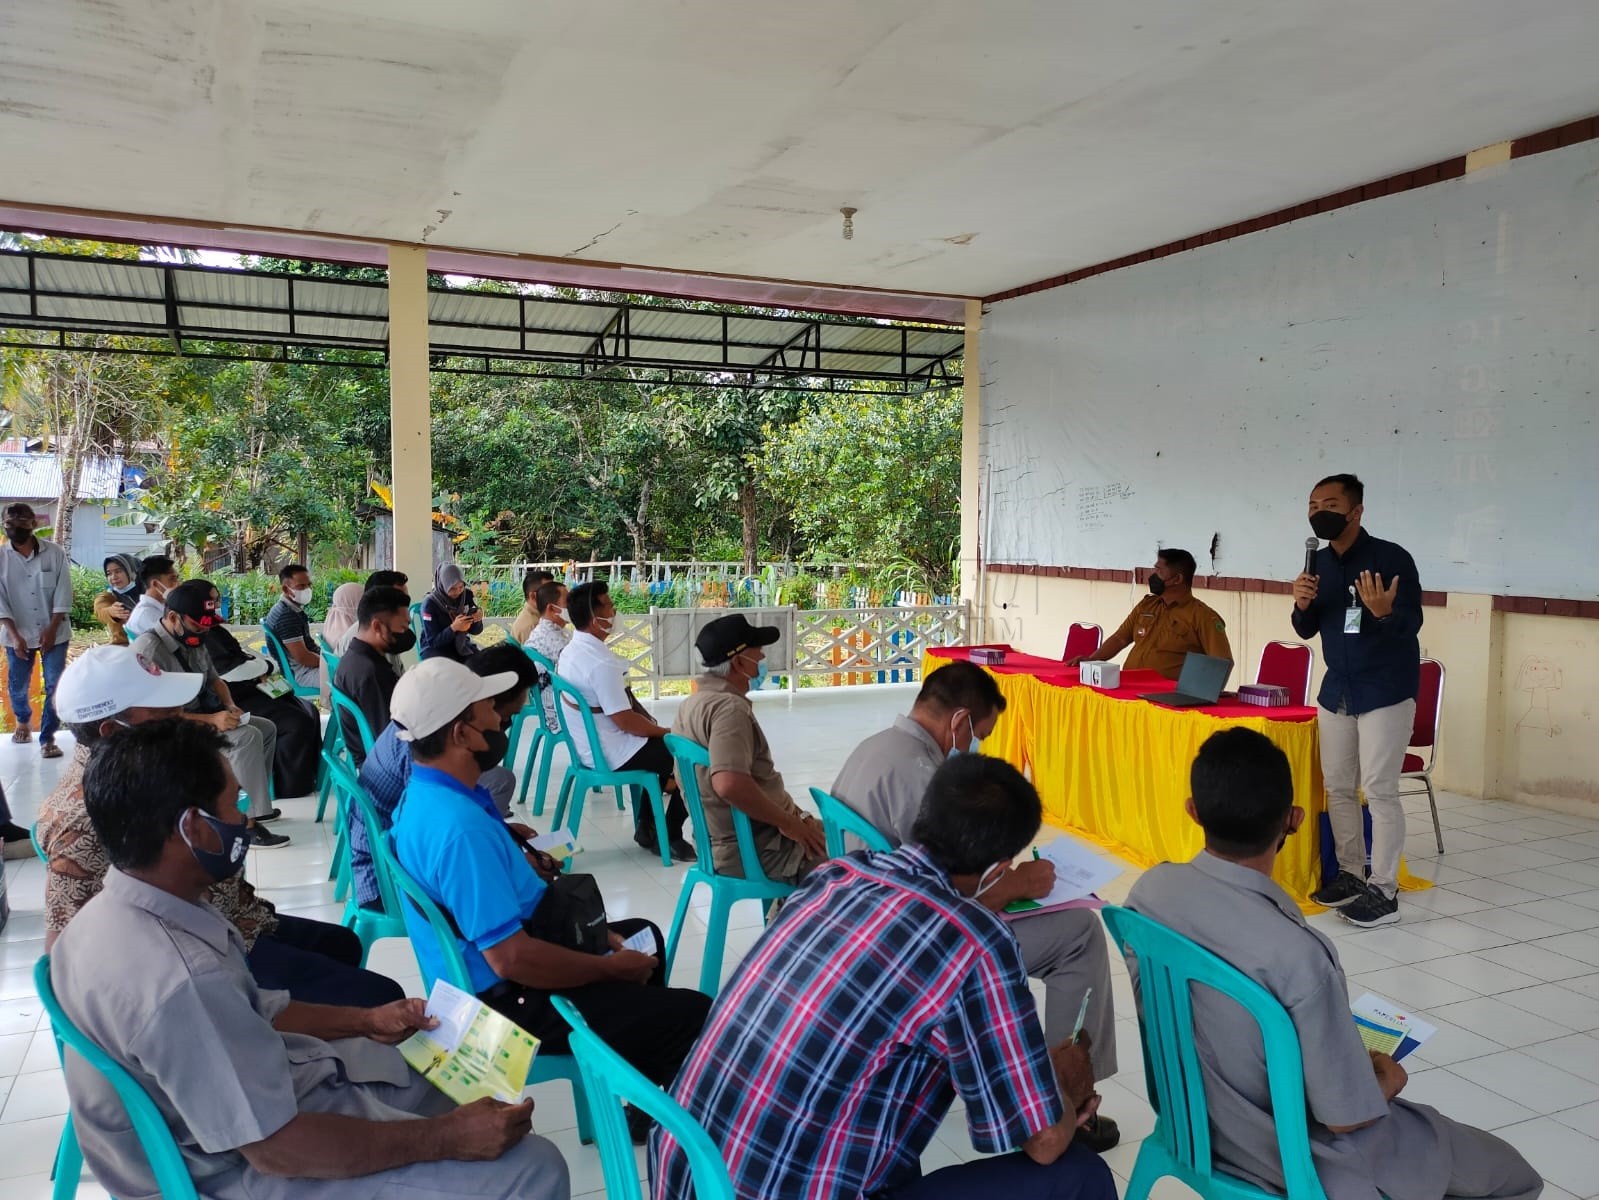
[1309,510,1349,540]
[472,726,510,772]
[1148,573,1167,597]
[167,618,204,648]
[4,524,31,544]
[385,627,418,655]
[180,808,251,882]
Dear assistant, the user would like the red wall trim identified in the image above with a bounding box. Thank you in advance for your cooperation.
[1493,595,1599,620]
[986,113,1599,304]
[987,563,1462,609]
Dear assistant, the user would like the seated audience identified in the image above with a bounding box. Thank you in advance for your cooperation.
[333,585,414,765]
[656,754,1115,1200]
[419,563,482,662]
[349,649,528,910]
[123,554,178,640]
[37,645,401,1007]
[672,613,825,883]
[133,580,288,847]
[389,658,711,1142]
[511,568,557,644]
[1128,728,1541,1200]
[560,581,692,860]
[832,659,1120,1150]
[523,579,570,733]
[263,562,323,688]
[341,570,413,674]
[1065,548,1231,680]
[202,581,322,798]
[53,718,569,1200]
[93,553,142,645]
[321,582,364,654]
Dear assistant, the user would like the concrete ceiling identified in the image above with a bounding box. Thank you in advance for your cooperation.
[2,0,1597,305]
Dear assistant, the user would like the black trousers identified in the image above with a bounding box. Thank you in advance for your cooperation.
[233,688,321,797]
[246,913,406,1008]
[617,739,689,834]
[478,918,712,1088]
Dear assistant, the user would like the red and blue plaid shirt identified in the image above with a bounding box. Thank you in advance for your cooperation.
[651,844,1065,1200]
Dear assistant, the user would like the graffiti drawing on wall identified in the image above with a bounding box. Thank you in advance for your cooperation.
[1514,655,1563,738]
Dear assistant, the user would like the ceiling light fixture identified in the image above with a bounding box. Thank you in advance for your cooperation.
[840,207,856,240]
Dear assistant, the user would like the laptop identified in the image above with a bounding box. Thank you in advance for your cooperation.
[1140,652,1231,709]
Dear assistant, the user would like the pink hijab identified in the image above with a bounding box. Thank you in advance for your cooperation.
[321,582,364,647]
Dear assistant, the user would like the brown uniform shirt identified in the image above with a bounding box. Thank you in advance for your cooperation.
[1115,592,1232,679]
[672,673,820,884]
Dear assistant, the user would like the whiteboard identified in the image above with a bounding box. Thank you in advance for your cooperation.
[981,140,1599,599]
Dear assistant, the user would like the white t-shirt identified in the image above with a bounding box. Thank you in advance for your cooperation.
[557,630,645,770]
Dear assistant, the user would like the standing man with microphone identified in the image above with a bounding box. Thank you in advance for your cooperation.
[1293,474,1423,928]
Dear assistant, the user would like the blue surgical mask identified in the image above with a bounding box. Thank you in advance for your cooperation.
[179,808,251,882]
[753,659,770,688]
[947,711,982,759]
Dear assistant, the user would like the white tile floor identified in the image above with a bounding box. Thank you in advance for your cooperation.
[2,683,1599,1198]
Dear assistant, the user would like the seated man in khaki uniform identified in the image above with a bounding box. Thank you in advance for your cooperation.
[671,614,826,884]
[1067,548,1231,680]
[51,718,570,1200]
[1129,729,1541,1200]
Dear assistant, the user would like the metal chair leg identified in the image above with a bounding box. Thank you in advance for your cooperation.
[1425,776,1443,854]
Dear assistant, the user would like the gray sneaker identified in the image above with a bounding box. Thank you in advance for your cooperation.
[250,827,292,850]
[1311,871,1367,908]
[1339,886,1400,928]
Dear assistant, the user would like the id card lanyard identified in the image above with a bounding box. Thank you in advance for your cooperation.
[1344,584,1362,634]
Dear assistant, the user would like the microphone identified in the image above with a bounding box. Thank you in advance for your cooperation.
[1304,537,1319,577]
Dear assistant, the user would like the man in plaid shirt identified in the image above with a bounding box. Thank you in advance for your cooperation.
[653,755,1114,1200]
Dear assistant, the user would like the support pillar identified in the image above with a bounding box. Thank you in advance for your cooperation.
[387,244,433,588]
[959,298,984,635]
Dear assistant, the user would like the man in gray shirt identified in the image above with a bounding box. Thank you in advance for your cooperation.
[831,660,1120,1152]
[0,502,73,757]
[51,718,570,1200]
[1128,728,1540,1200]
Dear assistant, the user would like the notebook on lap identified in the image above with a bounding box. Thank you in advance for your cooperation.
[1140,653,1231,709]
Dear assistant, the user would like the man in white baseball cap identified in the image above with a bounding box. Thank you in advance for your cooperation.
[390,656,520,744]
[35,646,405,1009]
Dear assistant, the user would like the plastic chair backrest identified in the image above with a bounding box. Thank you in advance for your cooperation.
[319,636,342,677]
[260,626,297,680]
[379,823,476,994]
[549,995,734,1200]
[1255,640,1314,708]
[1099,906,1327,1200]
[1411,658,1444,751]
[34,956,201,1199]
[663,733,774,884]
[327,686,379,759]
[1062,621,1102,661]
[546,671,613,770]
[333,760,403,920]
[809,787,894,857]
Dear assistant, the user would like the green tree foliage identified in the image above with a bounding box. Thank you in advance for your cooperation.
[760,386,961,588]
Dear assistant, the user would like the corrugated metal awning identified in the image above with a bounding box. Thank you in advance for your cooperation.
[0,250,963,390]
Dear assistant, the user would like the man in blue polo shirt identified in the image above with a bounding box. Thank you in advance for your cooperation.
[389,658,710,1142]
[1292,473,1423,928]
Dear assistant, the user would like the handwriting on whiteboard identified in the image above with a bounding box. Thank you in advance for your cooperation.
[1078,483,1136,532]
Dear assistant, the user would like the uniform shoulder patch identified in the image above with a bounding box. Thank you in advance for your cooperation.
[1215,619,1226,630]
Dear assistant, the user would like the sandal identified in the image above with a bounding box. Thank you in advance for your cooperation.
[41,740,62,759]
[11,726,30,744]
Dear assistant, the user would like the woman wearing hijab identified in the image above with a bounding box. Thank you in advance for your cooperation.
[322,582,364,653]
[419,562,482,661]
[93,554,143,645]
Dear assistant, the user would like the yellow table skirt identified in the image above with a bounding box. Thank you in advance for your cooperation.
[924,651,1428,911]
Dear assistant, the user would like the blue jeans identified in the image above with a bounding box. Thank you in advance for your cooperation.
[7,642,69,742]
[874,1142,1116,1200]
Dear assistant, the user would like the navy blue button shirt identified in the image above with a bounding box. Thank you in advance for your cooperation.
[1290,528,1422,716]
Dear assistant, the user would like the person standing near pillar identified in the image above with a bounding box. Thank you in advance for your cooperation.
[0,502,73,758]
[1293,474,1422,928]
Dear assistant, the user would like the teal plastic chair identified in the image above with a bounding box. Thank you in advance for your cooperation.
[546,673,674,867]
[662,734,796,995]
[377,821,595,1144]
[312,640,348,827]
[550,995,734,1200]
[324,756,405,964]
[1098,905,1330,1200]
[324,687,379,904]
[260,626,320,701]
[516,646,563,814]
[809,787,895,857]
[35,956,201,1200]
